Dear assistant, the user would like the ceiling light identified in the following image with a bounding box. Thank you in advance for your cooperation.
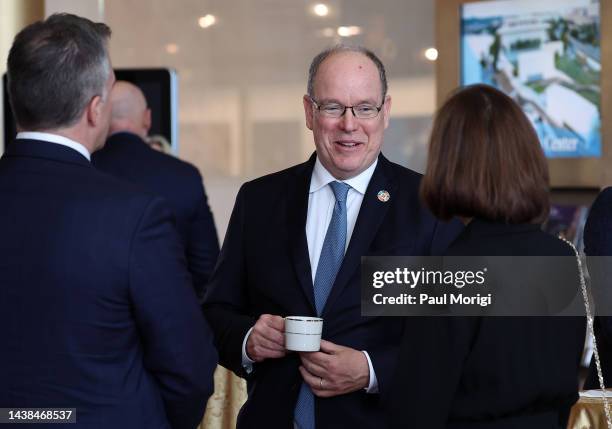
[337,26,361,37]
[313,4,329,17]
[198,14,217,28]
[424,47,438,61]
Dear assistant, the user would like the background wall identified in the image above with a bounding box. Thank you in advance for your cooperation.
[104,0,439,238]
[0,1,440,238]
[0,0,44,153]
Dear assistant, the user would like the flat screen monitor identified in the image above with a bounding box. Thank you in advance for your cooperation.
[2,68,178,153]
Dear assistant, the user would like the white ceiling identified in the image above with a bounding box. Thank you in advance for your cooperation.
[106,0,436,86]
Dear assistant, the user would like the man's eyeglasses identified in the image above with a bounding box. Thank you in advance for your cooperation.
[309,97,384,119]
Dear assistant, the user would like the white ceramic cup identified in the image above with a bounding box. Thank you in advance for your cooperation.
[284,316,323,352]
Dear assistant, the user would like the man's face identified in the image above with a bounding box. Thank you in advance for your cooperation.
[303,52,391,180]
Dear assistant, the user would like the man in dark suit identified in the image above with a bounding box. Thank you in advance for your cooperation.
[0,14,217,429]
[584,187,612,389]
[202,45,460,428]
[92,81,219,299]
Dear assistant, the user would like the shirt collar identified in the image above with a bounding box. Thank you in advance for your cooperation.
[16,131,91,161]
[309,156,378,195]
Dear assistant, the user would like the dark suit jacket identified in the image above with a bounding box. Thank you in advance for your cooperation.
[387,219,585,429]
[0,139,217,429]
[584,187,612,389]
[202,153,461,428]
[92,132,219,299]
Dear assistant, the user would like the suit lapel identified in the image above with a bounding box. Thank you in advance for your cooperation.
[287,154,317,313]
[322,155,397,317]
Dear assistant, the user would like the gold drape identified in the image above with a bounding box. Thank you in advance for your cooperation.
[568,396,611,429]
[0,1,43,73]
[199,366,247,429]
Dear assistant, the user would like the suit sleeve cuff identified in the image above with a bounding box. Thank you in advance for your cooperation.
[362,350,378,393]
[242,327,255,373]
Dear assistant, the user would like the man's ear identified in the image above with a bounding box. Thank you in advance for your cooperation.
[303,95,314,130]
[86,95,104,127]
[143,108,152,133]
[382,95,392,130]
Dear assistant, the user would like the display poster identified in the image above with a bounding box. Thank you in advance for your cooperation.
[461,0,601,158]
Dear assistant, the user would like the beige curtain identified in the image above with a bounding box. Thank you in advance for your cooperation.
[199,366,247,429]
[0,0,43,68]
[567,395,612,429]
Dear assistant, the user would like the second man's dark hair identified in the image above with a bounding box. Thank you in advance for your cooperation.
[7,13,111,131]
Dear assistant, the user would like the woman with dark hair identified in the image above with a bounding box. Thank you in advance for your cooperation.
[387,85,585,428]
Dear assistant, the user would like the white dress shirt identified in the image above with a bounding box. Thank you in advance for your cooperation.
[242,157,379,393]
[16,131,91,161]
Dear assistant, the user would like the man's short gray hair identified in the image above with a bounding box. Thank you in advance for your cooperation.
[307,45,388,101]
[7,13,111,130]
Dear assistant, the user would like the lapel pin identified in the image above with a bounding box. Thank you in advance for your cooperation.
[377,190,390,202]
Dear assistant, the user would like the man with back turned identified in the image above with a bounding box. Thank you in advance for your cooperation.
[92,80,220,300]
[0,14,217,429]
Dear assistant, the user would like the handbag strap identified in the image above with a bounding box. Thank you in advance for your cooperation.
[560,236,612,429]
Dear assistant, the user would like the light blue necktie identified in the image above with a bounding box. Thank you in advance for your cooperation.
[294,181,350,429]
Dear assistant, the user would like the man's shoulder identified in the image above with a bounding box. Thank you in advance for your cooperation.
[89,166,162,205]
[145,148,202,182]
[584,187,612,252]
[241,160,311,193]
[593,187,612,208]
[238,156,423,199]
[380,155,422,181]
[586,187,612,228]
[1,151,163,226]
[98,133,202,183]
[378,155,423,196]
[85,170,173,236]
